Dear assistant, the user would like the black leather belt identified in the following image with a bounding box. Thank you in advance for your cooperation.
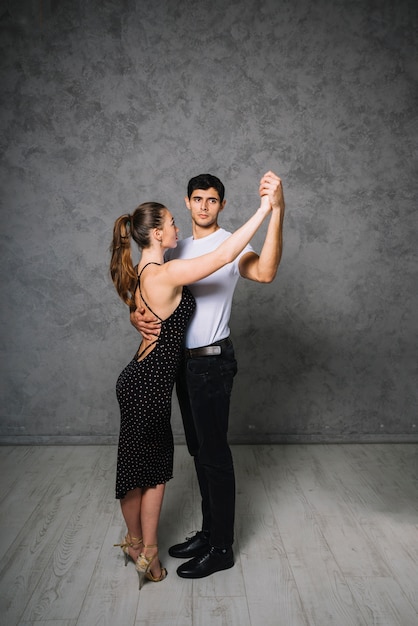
[185,337,231,359]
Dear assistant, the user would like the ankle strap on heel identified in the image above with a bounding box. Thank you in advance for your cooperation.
[114,535,143,550]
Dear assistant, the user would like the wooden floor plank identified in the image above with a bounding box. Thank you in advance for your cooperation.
[254,445,367,626]
[308,444,418,616]
[234,446,276,522]
[134,576,193,626]
[345,576,418,626]
[75,520,141,626]
[189,554,246,599]
[236,513,309,626]
[18,447,115,623]
[0,443,416,626]
[193,597,251,626]
[297,446,391,578]
[18,619,77,626]
[0,447,106,625]
[0,446,76,558]
[0,447,34,501]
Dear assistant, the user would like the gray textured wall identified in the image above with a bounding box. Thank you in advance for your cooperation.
[0,0,417,444]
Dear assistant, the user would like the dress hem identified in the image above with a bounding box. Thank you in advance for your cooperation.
[116,475,173,499]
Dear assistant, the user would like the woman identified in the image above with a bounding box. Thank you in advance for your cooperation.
[110,192,271,589]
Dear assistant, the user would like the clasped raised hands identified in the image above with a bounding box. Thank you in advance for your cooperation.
[259,171,285,212]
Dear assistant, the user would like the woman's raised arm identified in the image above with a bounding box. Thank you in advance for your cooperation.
[162,195,272,288]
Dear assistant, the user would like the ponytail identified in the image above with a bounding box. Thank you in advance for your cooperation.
[110,202,167,308]
[110,214,137,308]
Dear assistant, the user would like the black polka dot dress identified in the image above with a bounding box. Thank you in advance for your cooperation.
[115,264,196,499]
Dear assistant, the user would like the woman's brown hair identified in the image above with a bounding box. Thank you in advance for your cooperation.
[110,202,166,309]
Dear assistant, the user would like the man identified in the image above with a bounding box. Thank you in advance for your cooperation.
[131,171,285,578]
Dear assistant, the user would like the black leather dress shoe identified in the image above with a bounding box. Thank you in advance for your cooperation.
[176,546,234,579]
[168,531,210,558]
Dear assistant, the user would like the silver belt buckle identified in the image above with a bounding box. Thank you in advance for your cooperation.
[205,345,221,356]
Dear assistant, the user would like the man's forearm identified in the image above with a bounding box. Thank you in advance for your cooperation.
[239,205,284,283]
[255,207,284,282]
[240,170,285,283]
[130,307,161,339]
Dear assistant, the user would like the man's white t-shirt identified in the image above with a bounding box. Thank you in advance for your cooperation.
[166,228,253,349]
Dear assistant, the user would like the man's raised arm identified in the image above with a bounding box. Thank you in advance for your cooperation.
[239,170,285,283]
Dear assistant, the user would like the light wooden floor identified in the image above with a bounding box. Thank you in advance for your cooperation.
[0,444,417,626]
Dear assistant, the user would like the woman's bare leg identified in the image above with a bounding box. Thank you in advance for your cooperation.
[120,487,143,559]
[140,483,166,577]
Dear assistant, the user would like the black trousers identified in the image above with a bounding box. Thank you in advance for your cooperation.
[175,338,237,549]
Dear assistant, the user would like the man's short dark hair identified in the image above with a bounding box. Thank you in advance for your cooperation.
[187,173,225,202]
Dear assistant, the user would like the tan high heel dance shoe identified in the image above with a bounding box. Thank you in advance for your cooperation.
[114,535,143,566]
[135,544,167,590]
